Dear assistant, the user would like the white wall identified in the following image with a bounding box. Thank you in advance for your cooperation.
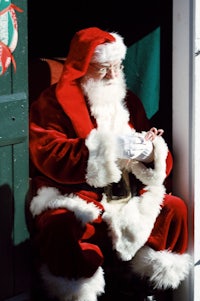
[193,0,200,300]
[172,0,199,300]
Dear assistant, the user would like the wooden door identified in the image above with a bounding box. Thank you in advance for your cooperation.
[0,1,30,300]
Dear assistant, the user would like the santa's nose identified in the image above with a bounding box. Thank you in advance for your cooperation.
[105,67,118,79]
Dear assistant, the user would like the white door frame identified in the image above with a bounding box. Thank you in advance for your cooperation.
[172,0,199,300]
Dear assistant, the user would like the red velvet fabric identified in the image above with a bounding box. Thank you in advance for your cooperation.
[147,194,188,253]
[29,27,187,281]
[34,208,104,278]
[29,88,186,281]
[29,86,173,192]
[33,193,188,278]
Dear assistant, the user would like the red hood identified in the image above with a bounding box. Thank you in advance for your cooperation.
[56,27,115,137]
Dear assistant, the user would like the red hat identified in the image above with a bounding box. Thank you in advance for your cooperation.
[56,27,126,137]
[91,32,127,63]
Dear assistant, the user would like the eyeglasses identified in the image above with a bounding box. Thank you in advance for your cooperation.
[89,62,124,76]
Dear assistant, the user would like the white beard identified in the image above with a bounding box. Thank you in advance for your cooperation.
[80,71,131,134]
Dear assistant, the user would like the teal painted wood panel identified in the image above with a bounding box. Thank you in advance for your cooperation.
[0,0,30,299]
[0,145,14,299]
[0,93,27,146]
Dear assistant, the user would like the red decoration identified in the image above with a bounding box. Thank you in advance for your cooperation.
[0,2,23,75]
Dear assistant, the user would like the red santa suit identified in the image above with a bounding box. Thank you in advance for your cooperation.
[29,27,191,301]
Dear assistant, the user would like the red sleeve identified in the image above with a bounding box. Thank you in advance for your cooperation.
[29,85,89,185]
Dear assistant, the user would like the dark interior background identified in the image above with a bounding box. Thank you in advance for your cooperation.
[28,0,172,147]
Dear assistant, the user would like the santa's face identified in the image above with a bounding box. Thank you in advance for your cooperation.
[80,60,127,108]
[80,60,129,133]
[85,60,123,83]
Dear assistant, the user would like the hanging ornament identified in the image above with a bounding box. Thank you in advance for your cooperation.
[0,0,23,75]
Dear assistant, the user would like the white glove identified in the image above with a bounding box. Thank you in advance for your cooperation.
[116,133,154,162]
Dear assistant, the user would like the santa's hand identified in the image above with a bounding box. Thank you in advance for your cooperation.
[116,134,154,162]
[145,127,164,141]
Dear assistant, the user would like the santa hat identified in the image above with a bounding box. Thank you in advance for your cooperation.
[59,27,127,81]
[55,27,127,138]
[91,32,127,63]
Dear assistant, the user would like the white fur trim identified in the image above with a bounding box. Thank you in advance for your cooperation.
[130,246,192,290]
[86,133,168,260]
[119,135,168,186]
[85,129,122,187]
[40,265,105,301]
[91,32,127,63]
[30,187,102,224]
[101,184,165,261]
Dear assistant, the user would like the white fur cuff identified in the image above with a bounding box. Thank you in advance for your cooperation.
[40,265,105,301]
[85,129,121,187]
[130,246,192,290]
[30,187,102,224]
[102,185,165,261]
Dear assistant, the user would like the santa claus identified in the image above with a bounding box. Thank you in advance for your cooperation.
[29,27,191,301]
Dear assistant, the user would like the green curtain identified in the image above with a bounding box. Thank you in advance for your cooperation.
[124,27,160,119]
